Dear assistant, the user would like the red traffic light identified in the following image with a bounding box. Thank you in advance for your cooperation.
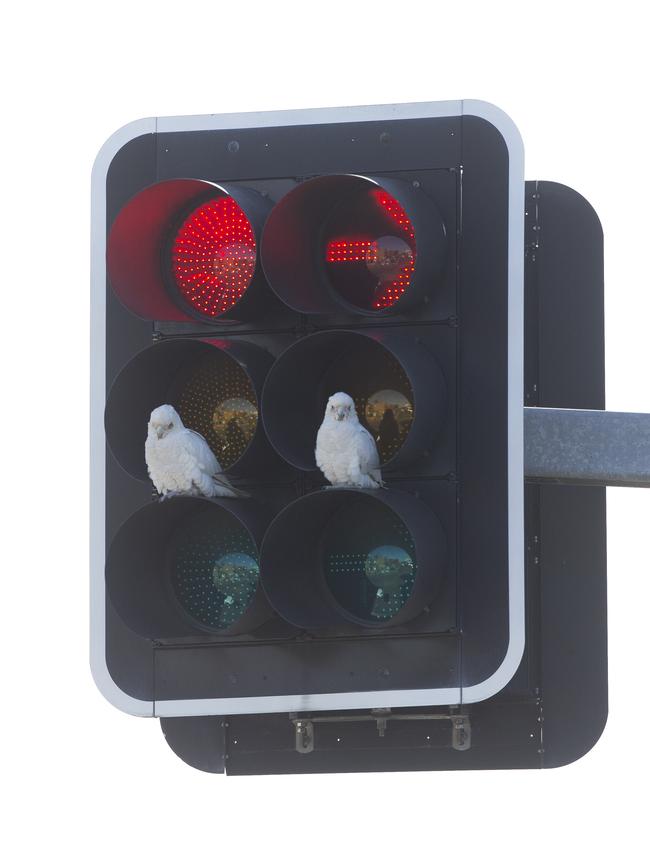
[107,179,270,323]
[261,174,446,316]
[324,189,416,311]
[170,196,257,319]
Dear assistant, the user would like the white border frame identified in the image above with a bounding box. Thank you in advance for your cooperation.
[90,100,525,718]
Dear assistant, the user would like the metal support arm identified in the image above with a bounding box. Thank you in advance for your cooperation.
[525,408,650,487]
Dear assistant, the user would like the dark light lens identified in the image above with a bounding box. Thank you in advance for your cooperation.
[321,345,414,464]
[322,498,417,623]
[172,353,258,469]
[364,388,413,463]
[324,188,416,311]
[171,196,256,318]
[170,510,260,631]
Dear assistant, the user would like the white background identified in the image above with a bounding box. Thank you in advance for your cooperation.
[2,2,648,863]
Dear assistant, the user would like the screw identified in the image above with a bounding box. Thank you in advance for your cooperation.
[227,140,240,154]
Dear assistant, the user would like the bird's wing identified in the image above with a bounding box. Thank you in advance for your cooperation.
[147,433,195,493]
[315,420,328,471]
[356,425,383,482]
[183,428,222,476]
[145,431,166,492]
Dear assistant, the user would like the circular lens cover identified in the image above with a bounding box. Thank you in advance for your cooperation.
[321,498,417,623]
[321,344,414,465]
[172,353,258,470]
[170,196,257,318]
[324,188,416,312]
[170,510,260,631]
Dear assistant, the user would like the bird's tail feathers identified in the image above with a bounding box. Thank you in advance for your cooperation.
[213,474,251,498]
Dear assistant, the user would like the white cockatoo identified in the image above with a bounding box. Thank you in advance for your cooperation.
[145,404,247,499]
[315,392,384,489]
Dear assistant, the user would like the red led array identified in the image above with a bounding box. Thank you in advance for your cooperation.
[325,189,416,310]
[374,189,415,239]
[374,261,415,309]
[326,239,378,263]
[171,197,256,317]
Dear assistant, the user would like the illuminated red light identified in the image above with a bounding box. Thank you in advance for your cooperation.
[171,197,256,318]
[374,189,414,239]
[326,239,378,263]
[325,189,416,310]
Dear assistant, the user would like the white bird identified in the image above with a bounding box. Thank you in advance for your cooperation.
[145,404,247,499]
[315,392,384,489]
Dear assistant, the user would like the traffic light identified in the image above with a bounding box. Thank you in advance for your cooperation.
[91,102,607,773]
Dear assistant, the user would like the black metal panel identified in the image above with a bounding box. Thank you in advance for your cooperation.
[539,485,607,766]
[528,180,607,767]
[154,634,461,702]
[180,700,541,775]
[105,135,157,386]
[457,116,511,687]
[536,181,605,410]
[106,596,154,701]
[161,715,226,774]
[105,135,159,700]
[157,117,462,184]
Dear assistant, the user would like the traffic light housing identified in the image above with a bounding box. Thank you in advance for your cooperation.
[91,102,606,772]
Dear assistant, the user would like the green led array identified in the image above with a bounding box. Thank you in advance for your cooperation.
[322,501,417,623]
[170,513,259,631]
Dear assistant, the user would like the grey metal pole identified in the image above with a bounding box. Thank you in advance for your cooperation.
[524,407,650,487]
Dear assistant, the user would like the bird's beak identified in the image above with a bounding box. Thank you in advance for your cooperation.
[156,428,164,439]
[336,410,345,421]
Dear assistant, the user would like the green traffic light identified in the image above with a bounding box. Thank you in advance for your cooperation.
[170,512,260,631]
[322,500,417,623]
